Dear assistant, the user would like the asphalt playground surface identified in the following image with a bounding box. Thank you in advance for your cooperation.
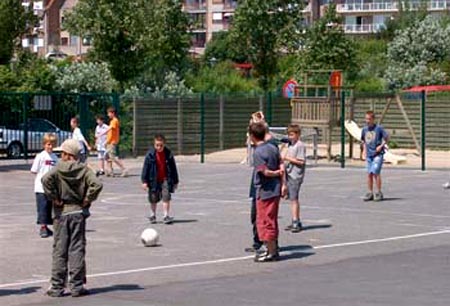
[0,160,449,306]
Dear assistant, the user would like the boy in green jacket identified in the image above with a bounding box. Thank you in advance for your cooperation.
[42,139,103,297]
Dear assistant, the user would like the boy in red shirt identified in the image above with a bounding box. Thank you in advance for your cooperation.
[141,134,179,224]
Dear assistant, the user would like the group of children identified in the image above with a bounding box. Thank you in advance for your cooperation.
[246,118,307,262]
[70,107,128,177]
[30,110,180,296]
[27,106,398,295]
[246,110,392,262]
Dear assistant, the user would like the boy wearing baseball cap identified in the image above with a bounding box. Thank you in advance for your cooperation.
[42,139,103,297]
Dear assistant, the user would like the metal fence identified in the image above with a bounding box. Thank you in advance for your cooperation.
[0,92,119,159]
[133,93,292,158]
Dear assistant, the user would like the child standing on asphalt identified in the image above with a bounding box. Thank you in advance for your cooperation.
[282,124,306,233]
[141,134,179,224]
[42,139,103,297]
[94,114,109,176]
[250,122,286,262]
[361,111,389,202]
[70,117,91,163]
[31,133,58,238]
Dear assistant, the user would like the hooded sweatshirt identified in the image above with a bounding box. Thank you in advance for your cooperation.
[42,160,103,216]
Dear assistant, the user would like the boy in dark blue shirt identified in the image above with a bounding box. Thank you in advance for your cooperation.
[250,122,287,262]
[361,111,389,202]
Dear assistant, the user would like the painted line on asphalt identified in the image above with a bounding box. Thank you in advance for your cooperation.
[1,229,449,289]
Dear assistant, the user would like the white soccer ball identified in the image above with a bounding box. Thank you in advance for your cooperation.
[141,228,159,247]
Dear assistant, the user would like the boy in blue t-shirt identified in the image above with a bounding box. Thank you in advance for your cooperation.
[361,111,389,202]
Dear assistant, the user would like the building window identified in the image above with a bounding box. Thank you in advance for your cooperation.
[82,36,92,46]
[70,35,78,46]
[61,37,69,46]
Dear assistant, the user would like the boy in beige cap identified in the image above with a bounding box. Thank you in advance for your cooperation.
[42,139,103,297]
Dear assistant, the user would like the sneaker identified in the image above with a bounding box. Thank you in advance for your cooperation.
[443,182,450,189]
[163,216,174,225]
[120,169,128,177]
[284,223,294,231]
[46,287,64,297]
[46,227,53,237]
[40,227,51,238]
[363,192,374,201]
[71,288,89,298]
[291,221,303,233]
[374,192,383,202]
[148,215,157,224]
[245,244,263,253]
[254,252,279,263]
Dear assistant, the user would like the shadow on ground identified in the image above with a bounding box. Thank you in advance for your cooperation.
[279,244,315,261]
[0,164,30,172]
[88,284,144,296]
[0,286,41,297]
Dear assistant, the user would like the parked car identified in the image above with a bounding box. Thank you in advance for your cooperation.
[0,118,72,158]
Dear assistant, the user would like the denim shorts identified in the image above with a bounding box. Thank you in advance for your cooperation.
[366,155,383,175]
[148,180,171,204]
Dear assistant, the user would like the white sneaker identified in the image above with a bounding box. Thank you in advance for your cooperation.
[120,169,128,177]
[443,182,450,189]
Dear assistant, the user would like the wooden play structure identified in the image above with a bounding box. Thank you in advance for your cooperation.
[290,70,351,159]
[289,71,425,163]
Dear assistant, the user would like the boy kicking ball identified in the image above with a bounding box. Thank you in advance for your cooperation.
[141,134,179,224]
[361,111,389,202]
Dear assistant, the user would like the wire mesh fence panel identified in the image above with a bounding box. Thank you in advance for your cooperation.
[0,92,119,159]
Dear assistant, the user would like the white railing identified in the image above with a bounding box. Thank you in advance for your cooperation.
[344,23,386,34]
[337,1,447,12]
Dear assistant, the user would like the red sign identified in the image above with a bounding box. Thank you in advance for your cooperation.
[329,71,342,88]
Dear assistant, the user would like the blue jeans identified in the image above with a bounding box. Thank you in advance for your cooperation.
[366,155,383,175]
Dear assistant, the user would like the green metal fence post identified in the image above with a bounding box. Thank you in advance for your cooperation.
[112,92,120,115]
[22,93,29,160]
[340,90,346,168]
[266,92,272,125]
[78,94,89,138]
[200,93,205,163]
[421,90,426,171]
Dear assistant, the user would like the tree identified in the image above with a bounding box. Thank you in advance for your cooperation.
[230,0,305,91]
[299,4,358,80]
[53,62,118,93]
[0,1,36,65]
[64,0,190,91]
[203,31,249,63]
[384,16,450,89]
[378,0,429,41]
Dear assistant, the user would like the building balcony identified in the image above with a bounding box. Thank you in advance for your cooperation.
[344,23,386,34]
[184,1,207,12]
[337,1,447,13]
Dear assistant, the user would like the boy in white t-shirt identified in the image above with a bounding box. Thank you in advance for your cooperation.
[31,133,58,238]
[94,115,109,176]
[70,117,91,163]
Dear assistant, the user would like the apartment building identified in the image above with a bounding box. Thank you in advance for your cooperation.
[20,0,88,57]
[20,1,45,55]
[336,0,449,34]
[184,0,237,54]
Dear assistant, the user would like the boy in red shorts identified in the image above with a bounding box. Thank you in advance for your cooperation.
[249,122,286,262]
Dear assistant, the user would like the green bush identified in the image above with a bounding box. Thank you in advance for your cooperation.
[186,61,261,94]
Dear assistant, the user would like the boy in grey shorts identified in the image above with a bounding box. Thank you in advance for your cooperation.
[282,124,306,233]
[141,134,179,224]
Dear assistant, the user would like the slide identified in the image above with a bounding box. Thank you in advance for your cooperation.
[344,120,407,165]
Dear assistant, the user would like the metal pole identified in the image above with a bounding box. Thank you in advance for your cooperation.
[23,93,29,160]
[421,90,426,171]
[266,92,272,126]
[200,93,205,163]
[340,90,346,168]
[219,95,224,150]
